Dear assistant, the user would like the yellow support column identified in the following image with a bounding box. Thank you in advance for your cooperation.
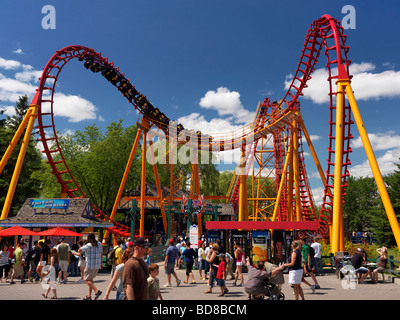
[272,144,292,221]
[292,117,301,221]
[345,82,400,251]
[238,147,249,221]
[1,104,39,220]
[331,81,345,253]
[140,131,147,237]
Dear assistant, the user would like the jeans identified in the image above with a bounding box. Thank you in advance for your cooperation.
[313,257,324,275]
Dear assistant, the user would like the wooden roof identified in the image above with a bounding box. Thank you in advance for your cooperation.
[0,198,114,228]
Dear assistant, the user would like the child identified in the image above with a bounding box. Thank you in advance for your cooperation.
[216,253,228,297]
[148,263,163,300]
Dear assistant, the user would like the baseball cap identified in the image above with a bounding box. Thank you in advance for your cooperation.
[133,237,151,247]
[168,239,174,244]
[217,253,225,258]
[356,248,362,252]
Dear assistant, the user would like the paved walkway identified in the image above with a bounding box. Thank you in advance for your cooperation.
[0,262,399,301]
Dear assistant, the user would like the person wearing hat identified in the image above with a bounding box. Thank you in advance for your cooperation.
[122,237,151,300]
[163,239,181,287]
[351,248,371,284]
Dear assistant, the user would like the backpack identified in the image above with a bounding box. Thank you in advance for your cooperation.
[107,247,117,265]
[25,248,33,262]
[308,245,315,259]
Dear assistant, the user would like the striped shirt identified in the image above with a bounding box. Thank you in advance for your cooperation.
[80,241,103,270]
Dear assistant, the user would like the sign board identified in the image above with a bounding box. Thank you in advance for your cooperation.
[30,199,70,217]
[251,231,270,264]
[30,199,70,209]
[189,224,199,249]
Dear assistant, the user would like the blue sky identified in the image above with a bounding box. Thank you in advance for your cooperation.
[1,0,400,204]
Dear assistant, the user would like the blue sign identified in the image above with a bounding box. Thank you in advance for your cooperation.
[30,199,70,209]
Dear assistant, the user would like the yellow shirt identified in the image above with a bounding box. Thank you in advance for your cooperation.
[114,246,123,265]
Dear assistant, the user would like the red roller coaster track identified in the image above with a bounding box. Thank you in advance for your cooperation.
[29,14,352,238]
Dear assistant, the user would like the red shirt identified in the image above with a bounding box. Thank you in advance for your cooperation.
[216,260,226,279]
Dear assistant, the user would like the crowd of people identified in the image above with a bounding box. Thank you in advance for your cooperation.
[0,232,391,300]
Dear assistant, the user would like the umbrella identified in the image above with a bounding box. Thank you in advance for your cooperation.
[0,226,39,237]
[36,227,82,237]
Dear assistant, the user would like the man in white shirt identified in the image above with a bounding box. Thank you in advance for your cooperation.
[311,236,324,276]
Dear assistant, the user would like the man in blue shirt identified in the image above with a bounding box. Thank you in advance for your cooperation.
[163,239,181,287]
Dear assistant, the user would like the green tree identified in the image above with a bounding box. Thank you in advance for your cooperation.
[373,162,400,246]
[48,121,142,214]
[343,175,378,234]
[0,96,42,216]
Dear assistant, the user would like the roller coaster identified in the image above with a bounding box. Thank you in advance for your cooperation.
[1,14,400,253]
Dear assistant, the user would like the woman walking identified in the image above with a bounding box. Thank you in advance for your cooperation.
[282,241,304,300]
[233,242,244,286]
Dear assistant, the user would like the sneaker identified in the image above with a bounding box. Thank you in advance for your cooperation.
[163,283,172,287]
[176,279,181,287]
[191,281,196,284]
[311,285,316,293]
[315,284,320,289]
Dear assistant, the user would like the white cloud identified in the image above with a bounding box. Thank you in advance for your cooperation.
[199,87,254,124]
[0,56,98,123]
[0,73,36,102]
[349,148,400,178]
[284,62,400,104]
[12,49,24,55]
[177,112,242,134]
[15,70,42,83]
[352,131,400,151]
[311,186,324,206]
[349,131,400,178]
[42,92,98,123]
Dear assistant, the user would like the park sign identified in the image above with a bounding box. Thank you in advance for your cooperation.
[30,199,70,216]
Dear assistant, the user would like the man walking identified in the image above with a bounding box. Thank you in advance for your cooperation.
[74,233,103,300]
[311,236,324,276]
[56,237,71,283]
[123,237,151,300]
[163,239,181,287]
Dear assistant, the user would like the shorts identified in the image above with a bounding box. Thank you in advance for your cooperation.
[12,264,24,277]
[236,261,243,267]
[374,267,386,272]
[356,267,368,274]
[198,260,205,270]
[165,263,175,275]
[216,278,225,287]
[83,268,98,281]
[28,260,37,271]
[59,260,68,272]
[288,269,303,285]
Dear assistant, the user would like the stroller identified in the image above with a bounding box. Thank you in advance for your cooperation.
[249,262,285,300]
[334,251,352,279]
